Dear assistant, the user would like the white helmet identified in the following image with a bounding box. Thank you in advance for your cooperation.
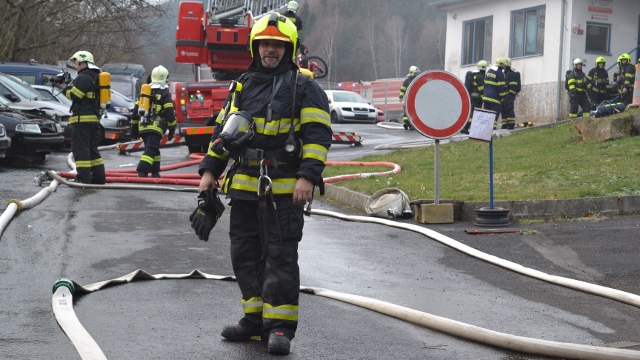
[151,65,169,84]
[573,58,584,66]
[287,1,298,12]
[68,50,99,70]
[409,65,420,76]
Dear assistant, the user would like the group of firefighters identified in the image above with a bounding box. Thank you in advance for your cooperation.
[566,53,636,118]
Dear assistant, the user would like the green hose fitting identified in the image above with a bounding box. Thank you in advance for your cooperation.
[52,278,75,295]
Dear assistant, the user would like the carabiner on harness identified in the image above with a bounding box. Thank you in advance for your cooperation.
[257,159,273,197]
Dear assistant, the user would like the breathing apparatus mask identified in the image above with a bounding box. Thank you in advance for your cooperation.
[211,111,255,156]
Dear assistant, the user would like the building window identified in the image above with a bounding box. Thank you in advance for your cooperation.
[511,6,545,58]
[462,17,493,66]
[585,22,611,54]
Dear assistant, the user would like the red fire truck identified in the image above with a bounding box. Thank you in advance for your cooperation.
[173,0,289,153]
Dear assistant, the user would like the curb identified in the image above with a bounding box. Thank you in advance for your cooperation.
[323,184,640,222]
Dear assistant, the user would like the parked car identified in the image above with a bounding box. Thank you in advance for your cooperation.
[0,123,10,158]
[324,90,378,124]
[32,85,133,143]
[0,104,64,167]
[102,63,146,101]
[0,60,76,86]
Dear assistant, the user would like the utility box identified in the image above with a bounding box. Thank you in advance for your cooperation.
[417,203,454,224]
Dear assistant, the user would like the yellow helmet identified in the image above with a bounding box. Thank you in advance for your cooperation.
[250,12,298,60]
[495,57,505,66]
[596,56,606,65]
[476,60,488,71]
[620,53,631,63]
[151,65,169,84]
[68,50,99,69]
[503,57,512,67]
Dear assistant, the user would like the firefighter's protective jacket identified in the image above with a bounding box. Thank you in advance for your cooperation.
[567,68,589,95]
[482,65,507,104]
[131,85,176,137]
[64,67,101,125]
[465,70,485,99]
[399,74,417,100]
[199,64,332,200]
[587,67,610,96]
[503,68,521,96]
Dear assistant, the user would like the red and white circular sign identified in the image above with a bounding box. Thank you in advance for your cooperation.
[405,70,471,139]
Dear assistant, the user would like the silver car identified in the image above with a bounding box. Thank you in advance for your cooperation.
[324,90,377,124]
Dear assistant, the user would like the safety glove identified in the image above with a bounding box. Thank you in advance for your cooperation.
[168,127,175,141]
[189,187,225,241]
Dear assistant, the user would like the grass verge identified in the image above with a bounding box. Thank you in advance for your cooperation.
[322,111,640,202]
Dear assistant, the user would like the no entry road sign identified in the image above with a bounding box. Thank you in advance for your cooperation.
[405,71,471,139]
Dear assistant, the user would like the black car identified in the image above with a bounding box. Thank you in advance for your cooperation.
[0,106,64,167]
[0,123,10,158]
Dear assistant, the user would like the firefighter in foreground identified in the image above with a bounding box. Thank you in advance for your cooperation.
[500,57,521,130]
[58,51,106,184]
[192,13,331,355]
[482,58,507,129]
[130,65,176,178]
[587,56,610,110]
[566,58,590,118]
[461,59,486,134]
[399,65,420,130]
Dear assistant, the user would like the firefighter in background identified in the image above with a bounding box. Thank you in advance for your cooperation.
[194,13,331,355]
[587,56,610,110]
[279,1,302,33]
[399,65,420,130]
[57,51,106,184]
[482,58,507,129]
[618,53,635,106]
[501,57,521,130]
[567,58,590,118]
[461,59,487,134]
[130,65,176,178]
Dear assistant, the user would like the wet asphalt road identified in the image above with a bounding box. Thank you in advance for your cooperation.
[1,124,640,359]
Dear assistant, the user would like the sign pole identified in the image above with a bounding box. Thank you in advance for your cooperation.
[489,140,494,209]
[434,139,440,204]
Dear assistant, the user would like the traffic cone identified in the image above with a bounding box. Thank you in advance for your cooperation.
[629,63,640,107]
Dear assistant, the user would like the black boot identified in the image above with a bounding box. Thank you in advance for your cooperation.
[507,123,515,130]
[137,171,148,178]
[221,322,262,341]
[151,173,161,178]
[500,123,508,129]
[267,331,291,355]
[460,122,470,134]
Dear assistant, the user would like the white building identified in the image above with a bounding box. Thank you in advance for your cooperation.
[433,0,640,124]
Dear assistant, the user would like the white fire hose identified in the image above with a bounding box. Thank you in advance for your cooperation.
[2,162,640,359]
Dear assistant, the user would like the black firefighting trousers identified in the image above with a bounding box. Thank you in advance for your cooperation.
[569,92,590,118]
[229,198,303,340]
[71,123,105,184]
[136,132,162,175]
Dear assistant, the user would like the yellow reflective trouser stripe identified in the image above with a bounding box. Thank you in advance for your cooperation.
[141,155,154,165]
[263,303,298,321]
[482,96,501,104]
[230,174,297,194]
[301,143,328,163]
[75,160,91,169]
[301,108,331,128]
[69,115,100,124]
[242,297,264,314]
[76,158,104,169]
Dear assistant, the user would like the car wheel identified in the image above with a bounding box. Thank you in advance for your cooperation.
[331,111,340,124]
[188,145,205,154]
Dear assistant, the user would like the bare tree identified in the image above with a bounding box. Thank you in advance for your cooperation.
[365,9,378,80]
[418,16,446,70]
[306,9,340,83]
[381,16,406,78]
[0,0,165,65]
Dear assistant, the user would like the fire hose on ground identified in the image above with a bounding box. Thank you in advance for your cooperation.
[3,151,640,359]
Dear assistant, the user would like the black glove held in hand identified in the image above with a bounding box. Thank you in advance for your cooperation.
[189,188,225,241]
[168,127,175,141]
